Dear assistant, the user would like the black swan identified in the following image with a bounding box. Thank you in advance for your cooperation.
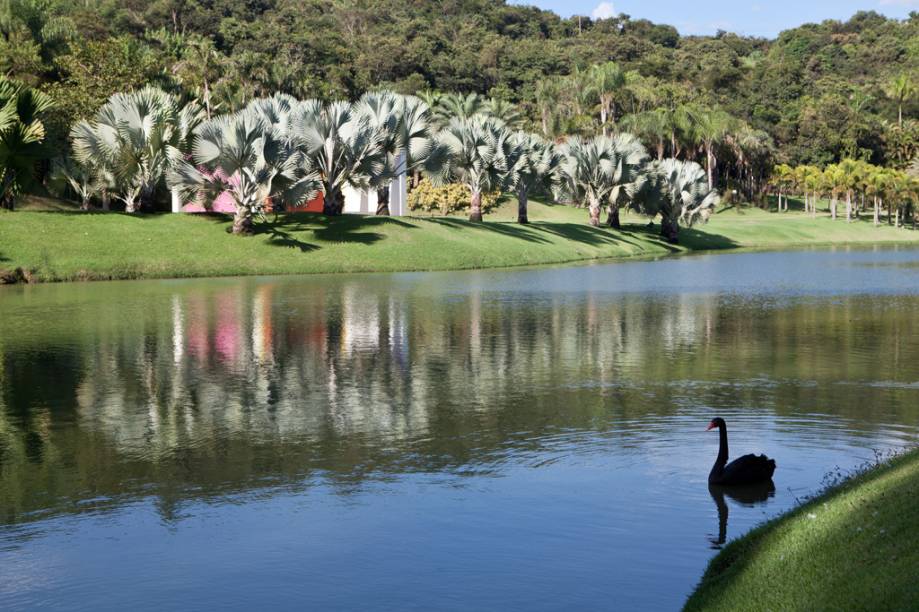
[706,417,776,486]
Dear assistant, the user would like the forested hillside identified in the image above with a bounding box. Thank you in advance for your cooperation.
[3,1,917,180]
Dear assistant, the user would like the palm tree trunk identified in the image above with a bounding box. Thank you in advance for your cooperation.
[376,184,390,216]
[831,196,837,220]
[0,171,17,210]
[232,208,254,235]
[101,190,110,211]
[81,196,91,211]
[323,188,344,216]
[588,195,601,227]
[606,203,621,229]
[846,191,852,222]
[874,197,880,227]
[517,188,528,224]
[660,215,679,243]
[706,143,715,190]
[469,191,483,222]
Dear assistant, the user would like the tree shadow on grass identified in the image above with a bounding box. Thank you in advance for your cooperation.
[533,221,655,248]
[672,226,739,251]
[254,220,319,252]
[426,217,553,244]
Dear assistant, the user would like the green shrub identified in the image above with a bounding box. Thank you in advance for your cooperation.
[407,179,500,216]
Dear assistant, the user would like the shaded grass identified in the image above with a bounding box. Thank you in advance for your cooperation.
[1,201,918,283]
[685,449,919,611]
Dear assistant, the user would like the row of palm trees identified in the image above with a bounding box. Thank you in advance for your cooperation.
[771,161,919,226]
[58,85,720,241]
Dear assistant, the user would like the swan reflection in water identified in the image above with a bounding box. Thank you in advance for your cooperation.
[708,480,776,549]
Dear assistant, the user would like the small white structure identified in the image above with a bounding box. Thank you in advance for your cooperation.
[343,179,408,215]
[342,153,409,216]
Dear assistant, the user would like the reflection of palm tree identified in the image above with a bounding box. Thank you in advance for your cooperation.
[708,481,775,549]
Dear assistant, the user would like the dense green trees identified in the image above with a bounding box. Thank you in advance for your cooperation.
[3,2,914,176]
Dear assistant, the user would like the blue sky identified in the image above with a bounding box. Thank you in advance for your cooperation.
[510,0,918,37]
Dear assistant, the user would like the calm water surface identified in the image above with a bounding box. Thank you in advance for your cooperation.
[2,247,919,610]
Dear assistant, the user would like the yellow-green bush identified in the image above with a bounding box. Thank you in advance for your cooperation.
[407,179,500,215]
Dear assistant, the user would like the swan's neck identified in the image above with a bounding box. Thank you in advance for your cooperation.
[712,424,729,473]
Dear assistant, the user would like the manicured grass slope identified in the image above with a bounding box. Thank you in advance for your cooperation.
[685,449,919,611]
[2,201,917,282]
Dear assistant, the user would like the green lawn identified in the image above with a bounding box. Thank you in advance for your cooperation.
[1,198,917,283]
[685,448,919,611]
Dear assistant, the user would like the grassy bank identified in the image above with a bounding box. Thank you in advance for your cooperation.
[685,449,919,611]
[2,198,918,283]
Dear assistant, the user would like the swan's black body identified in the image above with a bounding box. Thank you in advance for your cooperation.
[707,417,776,486]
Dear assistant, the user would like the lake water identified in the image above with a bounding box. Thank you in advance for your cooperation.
[2,247,919,611]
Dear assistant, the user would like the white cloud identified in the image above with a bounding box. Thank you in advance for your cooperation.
[591,2,616,20]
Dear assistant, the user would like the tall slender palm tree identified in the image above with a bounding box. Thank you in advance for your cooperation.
[621,109,669,160]
[886,74,913,128]
[693,107,735,190]
[586,62,625,136]
[534,78,562,138]
[0,75,52,209]
[434,116,514,222]
[508,132,562,224]
[168,110,319,234]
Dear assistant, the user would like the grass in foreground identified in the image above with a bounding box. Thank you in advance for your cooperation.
[1,198,918,283]
[685,449,919,611]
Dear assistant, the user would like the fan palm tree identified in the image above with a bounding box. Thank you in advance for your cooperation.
[434,116,514,222]
[168,110,319,234]
[71,86,203,213]
[561,135,648,227]
[0,75,52,209]
[49,157,106,210]
[508,132,562,224]
[288,99,385,216]
[636,159,719,243]
[605,133,650,228]
[245,92,299,135]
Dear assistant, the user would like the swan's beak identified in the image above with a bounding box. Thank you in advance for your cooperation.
[705,422,716,431]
